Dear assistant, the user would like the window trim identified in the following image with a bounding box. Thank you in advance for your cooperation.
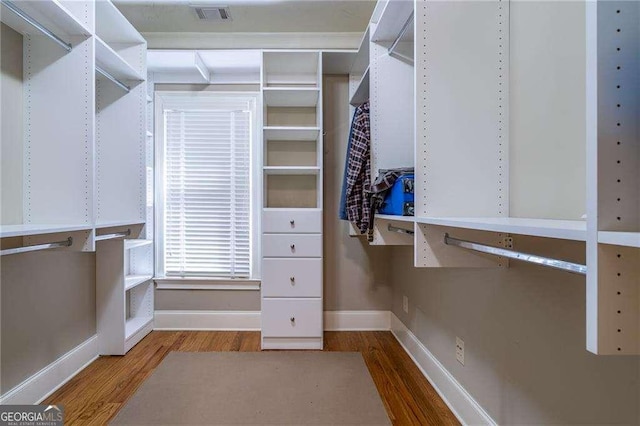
[154,91,262,281]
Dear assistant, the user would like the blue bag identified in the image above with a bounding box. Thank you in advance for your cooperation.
[378,173,414,216]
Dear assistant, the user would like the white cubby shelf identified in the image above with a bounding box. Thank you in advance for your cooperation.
[263,166,321,175]
[263,88,320,107]
[263,127,320,140]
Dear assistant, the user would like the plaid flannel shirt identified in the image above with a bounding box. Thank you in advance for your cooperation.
[345,101,371,233]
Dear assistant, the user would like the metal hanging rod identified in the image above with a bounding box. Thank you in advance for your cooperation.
[444,234,587,275]
[95,66,131,93]
[388,11,414,65]
[1,0,72,52]
[95,229,131,241]
[388,224,414,236]
[0,237,73,256]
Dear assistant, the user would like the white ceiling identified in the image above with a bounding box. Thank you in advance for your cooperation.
[113,0,376,33]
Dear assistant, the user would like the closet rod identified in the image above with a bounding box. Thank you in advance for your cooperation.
[0,237,73,256]
[444,233,587,275]
[388,224,414,236]
[1,0,72,52]
[388,11,414,65]
[96,66,130,93]
[95,229,131,241]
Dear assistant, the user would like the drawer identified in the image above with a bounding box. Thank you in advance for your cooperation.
[262,259,322,298]
[261,298,322,338]
[263,209,322,233]
[262,234,322,257]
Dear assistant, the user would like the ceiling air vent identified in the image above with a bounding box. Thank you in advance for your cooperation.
[192,5,232,21]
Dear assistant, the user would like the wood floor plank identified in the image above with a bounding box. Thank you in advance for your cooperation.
[44,331,460,425]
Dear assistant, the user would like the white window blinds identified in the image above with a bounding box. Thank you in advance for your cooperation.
[163,104,252,278]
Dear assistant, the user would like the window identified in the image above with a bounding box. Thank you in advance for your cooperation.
[156,93,260,280]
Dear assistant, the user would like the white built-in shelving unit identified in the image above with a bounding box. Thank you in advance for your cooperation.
[585,1,640,355]
[348,0,415,245]
[261,51,324,350]
[0,0,95,252]
[0,0,150,354]
[344,0,639,355]
[97,230,153,355]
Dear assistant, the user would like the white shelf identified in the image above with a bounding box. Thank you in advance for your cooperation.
[96,0,145,44]
[376,215,415,223]
[95,36,144,82]
[351,26,371,75]
[263,207,322,212]
[146,131,153,138]
[415,217,587,242]
[125,274,153,291]
[263,127,320,141]
[147,95,153,103]
[124,239,153,250]
[371,0,414,43]
[0,0,91,39]
[263,88,320,107]
[96,220,145,229]
[263,166,320,175]
[349,67,370,106]
[125,316,153,340]
[0,224,92,238]
[598,232,640,249]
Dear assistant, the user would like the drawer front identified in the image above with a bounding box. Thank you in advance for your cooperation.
[261,298,322,338]
[263,210,322,234]
[262,234,322,258]
[262,259,322,298]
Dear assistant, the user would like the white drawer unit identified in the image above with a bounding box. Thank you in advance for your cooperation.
[262,234,322,258]
[262,258,322,298]
[261,298,323,338]
[261,51,323,350]
[263,209,322,233]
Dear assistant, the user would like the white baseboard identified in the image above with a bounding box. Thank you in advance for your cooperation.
[153,310,391,331]
[324,310,391,331]
[154,310,261,330]
[0,335,98,405]
[390,314,496,426]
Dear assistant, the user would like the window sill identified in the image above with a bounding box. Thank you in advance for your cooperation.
[154,277,261,291]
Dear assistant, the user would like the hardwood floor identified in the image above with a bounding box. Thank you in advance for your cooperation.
[44,331,460,425]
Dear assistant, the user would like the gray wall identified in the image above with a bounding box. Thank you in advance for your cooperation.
[155,75,393,312]
[322,75,392,311]
[391,239,640,425]
[1,252,96,393]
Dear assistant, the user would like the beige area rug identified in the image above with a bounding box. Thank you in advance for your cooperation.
[111,351,391,425]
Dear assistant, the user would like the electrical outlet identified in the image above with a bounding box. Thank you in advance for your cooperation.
[402,295,409,313]
[456,337,465,365]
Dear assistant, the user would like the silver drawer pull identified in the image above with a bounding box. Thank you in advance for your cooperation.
[290,244,295,250]
[290,317,295,323]
[290,276,295,283]
[290,220,295,226]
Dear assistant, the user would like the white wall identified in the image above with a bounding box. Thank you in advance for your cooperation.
[391,240,639,424]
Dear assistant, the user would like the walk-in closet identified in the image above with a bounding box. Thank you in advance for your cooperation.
[1,0,639,424]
